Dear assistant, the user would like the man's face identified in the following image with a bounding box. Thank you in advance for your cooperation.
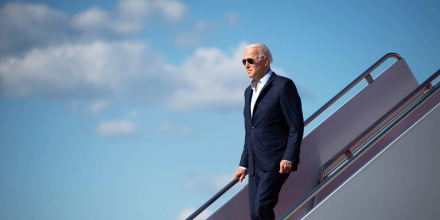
[243,47,267,80]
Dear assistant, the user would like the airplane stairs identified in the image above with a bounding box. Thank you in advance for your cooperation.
[187,53,440,220]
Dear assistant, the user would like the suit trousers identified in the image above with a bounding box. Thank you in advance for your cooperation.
[248,166,290,220]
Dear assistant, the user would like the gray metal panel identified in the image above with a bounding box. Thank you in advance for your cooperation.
[304,58,418,167]
[301,103,440,220]
[316,83,440,204]
[208,58,419,220]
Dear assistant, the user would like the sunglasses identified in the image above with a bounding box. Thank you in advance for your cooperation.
[242,56,265,66]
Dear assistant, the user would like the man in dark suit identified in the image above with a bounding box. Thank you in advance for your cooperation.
[233,43,304,220]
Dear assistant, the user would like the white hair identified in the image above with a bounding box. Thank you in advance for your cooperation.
[246,43,273,63]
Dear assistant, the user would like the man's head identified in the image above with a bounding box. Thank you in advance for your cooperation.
[243,43,272,81]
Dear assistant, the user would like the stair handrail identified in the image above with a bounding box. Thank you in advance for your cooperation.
[280,68,440,220]
[185,178,239,220]
[319,68,440,182]
[304,53,401,126]
[186,53,402,220]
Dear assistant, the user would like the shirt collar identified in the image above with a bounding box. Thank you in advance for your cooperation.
[251,69,273,89]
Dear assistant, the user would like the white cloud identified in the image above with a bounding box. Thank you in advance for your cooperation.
[112,0,188,34]
[97,119,137,137]
[0,2,70,56]
[158,122,192,138]
[96,110,139,137]
[0,1,255,111]
[86,100,111,114]
[117,0,153,18]
[72,7,109,30]
[112,0,152,34]
[127,110,139,118]
[0,38,250,110]
[154,0,188,22]
[166,42,249,110]
[0,40,166,100]
[175,32,202,47]
[0,0,188,54]
[175,21,217,47]
[195,21,217,32]
[224,12,240,27]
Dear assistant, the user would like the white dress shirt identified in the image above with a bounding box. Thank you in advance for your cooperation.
[250,70,273,117]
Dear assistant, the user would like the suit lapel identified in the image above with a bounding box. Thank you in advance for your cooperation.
[244,86,253,122]
[260,72,277,95]
[252,73,277,117]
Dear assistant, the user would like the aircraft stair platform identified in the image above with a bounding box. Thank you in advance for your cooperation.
[186,53,440,220]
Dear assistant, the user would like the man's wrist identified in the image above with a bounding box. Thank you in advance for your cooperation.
[239,166,247,170]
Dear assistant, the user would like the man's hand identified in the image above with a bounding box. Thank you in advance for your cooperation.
[279,160,292,174]
[233,168,249,182]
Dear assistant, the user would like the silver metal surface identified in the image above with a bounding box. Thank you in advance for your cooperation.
[301,103,440,220]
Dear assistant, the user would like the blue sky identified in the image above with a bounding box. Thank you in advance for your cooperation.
[0,0,439,219]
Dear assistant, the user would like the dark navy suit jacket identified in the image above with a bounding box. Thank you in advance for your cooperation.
[239,72,304,176]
